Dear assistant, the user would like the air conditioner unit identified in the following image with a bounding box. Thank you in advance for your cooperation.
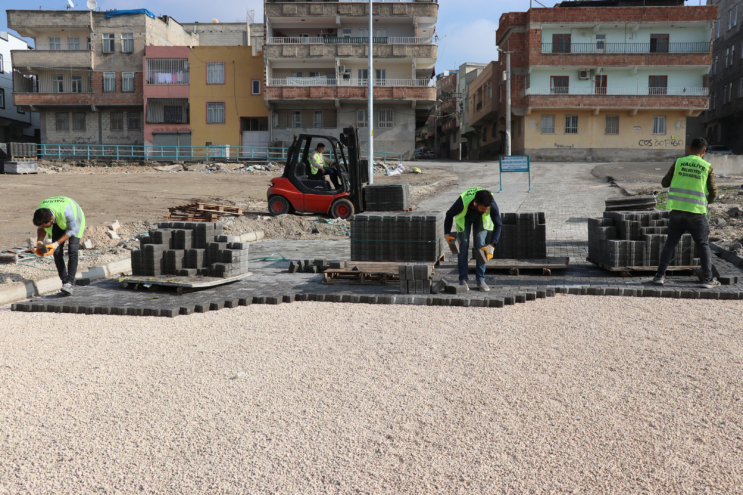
[328,28,335,34]
[579,70,590,80]
[338,65,345,73]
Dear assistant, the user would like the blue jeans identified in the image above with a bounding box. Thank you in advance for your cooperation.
[458,214,488,281]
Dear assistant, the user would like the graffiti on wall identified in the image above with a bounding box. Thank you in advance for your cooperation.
[638,138,683,148]
[554,143,575,149]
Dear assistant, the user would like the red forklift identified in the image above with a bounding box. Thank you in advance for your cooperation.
[267,127,368,219]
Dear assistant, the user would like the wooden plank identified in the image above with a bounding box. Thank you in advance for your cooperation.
[469,257,570,271]
[122,272,252,289]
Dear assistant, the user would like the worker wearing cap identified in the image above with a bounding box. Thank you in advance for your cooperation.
[444,187,503,292]
[310,143,341,189]
[654,137,719,289]
[29,196,86,295]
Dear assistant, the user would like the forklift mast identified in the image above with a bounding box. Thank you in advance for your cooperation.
[341,126,366,214]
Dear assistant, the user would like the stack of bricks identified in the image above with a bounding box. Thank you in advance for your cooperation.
[350,211,446,262]
[588,210,699,269]
[493,212,547,259]
[130,222,250,278]
[398,263,433,294]
[363,184,411,211]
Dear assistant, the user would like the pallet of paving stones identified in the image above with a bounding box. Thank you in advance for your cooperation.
[164,212,219,222]
[350,211,447,262]
[363,184,411,211]
[2,160,38,174]
[605,195,656,212]
[494,212,547,260]
[588,210,700,271]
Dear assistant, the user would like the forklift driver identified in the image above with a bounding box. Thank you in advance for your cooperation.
[309,143,341,190]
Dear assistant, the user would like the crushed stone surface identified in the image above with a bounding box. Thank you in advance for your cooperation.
[1,296,741,493]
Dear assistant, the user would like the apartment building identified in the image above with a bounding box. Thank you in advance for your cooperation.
[7,9,198,146]
[263,0,438,160]
[468,62,500,160]
[703,0,743,152]
[437,69,458,159]
[0,31,39,143]
[457,62,488,160]
[487,1,717,162]
[142,23,266,157]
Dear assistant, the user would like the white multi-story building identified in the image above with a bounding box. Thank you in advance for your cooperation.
[264,0,439,160]
[0,31,39,143]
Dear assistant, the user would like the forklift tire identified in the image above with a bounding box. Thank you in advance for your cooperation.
[268,196,290,216]
[330,199,355,219]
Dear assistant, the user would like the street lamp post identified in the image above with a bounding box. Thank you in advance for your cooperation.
[497,48,513,157]
[368,0,374,184]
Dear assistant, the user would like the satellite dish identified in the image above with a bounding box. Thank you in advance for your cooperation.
[87,0,97,9]
[67,0,75,7]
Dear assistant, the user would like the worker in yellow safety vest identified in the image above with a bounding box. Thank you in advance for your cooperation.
[309,143,341,189]
[444,187,503,292]
[28,196,86,295]
[653,137,720,289]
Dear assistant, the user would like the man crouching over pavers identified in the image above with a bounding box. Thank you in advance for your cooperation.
[27,196,86,295]
[444,187,503,292]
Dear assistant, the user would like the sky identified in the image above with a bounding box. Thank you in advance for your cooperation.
[2,0,699,71]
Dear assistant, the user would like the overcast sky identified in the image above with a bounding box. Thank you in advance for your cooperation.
[2,0,698,72]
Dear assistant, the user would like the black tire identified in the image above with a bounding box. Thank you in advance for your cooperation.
[268,196,290,216]
[330,198,355,219]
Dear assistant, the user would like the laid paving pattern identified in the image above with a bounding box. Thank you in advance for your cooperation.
[13,239,743,317]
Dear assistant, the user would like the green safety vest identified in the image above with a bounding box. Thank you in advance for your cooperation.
[310,151,325,175]
[37,196,86,238]
[454,187,495,233]
[666,155,710,215]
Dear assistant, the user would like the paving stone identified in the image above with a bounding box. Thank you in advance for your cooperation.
[515,294,527,303]
[536,290,546,299]
[266,297,282,305]
[488,299,505,308]
[195,304,210,313]
[282,294,296,303]
[210,301,225,311]
[224,299,240,308]
[504,296,515,305]
[238,298,253,306]
[180,306,195,316]
[295,294,308,302]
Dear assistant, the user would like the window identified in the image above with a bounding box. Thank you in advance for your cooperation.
[712,91,716,110]
[488,82,493,99]
[53,75,64,93]
[291,71,303,78]
[342,28,352,37]
[292,111,301,128]
[726,48,730,67]
[273,113,279,128]
[128,112,141,130]
[733,45,736,62]
[309,72,320,78]
[648,76,667,95]
[17,106,24,114]
[0,54,3,73]
[357,109,367,128]
[595,34,606,53]
[724,85,728,103]
[207,102,225,124]
[714,55,718,74]
[73,112,86,131]
[0,88,4,109]
[595,75,607,95]
[715,20,720,39]
[103,72,116,92]
[652,116,666,135]
[552,34,571,53]
[565,115,578,134]
[207,62,225,84]
[252,79,261,95]
[110,112,123,130]
[650,34,669,53]
[164,106,183,124]
[375,69,386,84]
[314,110,323,128]
[376,28,387,38]
[56,113,68,131]
[492,125,497,138]
[68,37,80,50]
[729,9,733,31]
[735,6,739,27]
[358,69,369,80]
[103,34,115,53]
[605,115,619,135]
[550,76,569,94]
[122,33,134,53]
[482,126,487,142]
[739,79,743,98]
[71,76,82,93]
[541,115,555,134]
[379,109,394,128]
[729,82,734,103]
[122,72,134,92]
[49,38,61,50]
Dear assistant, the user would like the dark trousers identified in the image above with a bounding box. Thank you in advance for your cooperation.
[51,224,80,285]
[312,168,341,189]
[656,210,712,282]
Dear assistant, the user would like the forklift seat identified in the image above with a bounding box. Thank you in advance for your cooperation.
[296,161,331,191]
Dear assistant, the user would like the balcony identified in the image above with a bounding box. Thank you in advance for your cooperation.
[541,42,711,54]
[440,98,456,114]
[524,86,709,111]
[266,79,436,101]
[441,117,458,133]
[440,72,457,92]
[525,86,709,96]
[11,49,94,69]
[145,59,190,85]
[267,36,433,45]
[7,10,92,35]
[268,78,430,87]
[265,42,436,60]
[265,1,438,20]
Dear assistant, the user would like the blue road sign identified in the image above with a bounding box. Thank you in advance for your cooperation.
[499,155,531,192]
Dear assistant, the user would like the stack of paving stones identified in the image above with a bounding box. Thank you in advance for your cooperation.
[130,222,250,278]
[588,210,699,269]
[351,211,446,262]
[398,263,432,294]
[288,259,346,274]
[363,184,411,211]
[493,212,547,259]
[714,243,743,269]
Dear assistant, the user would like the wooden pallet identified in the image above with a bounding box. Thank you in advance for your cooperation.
[164,212,218,222]
[323,261,440,285]
[468,257,570,276]
[588,258,696,277]
[168,202,242,216]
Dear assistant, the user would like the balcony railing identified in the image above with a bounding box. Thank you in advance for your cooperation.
[541,42,711,54]
[146,59,190,85]
[267,36,432,44]
[268,78,431,87]
[526,86,709,96]
[267,0,437,3]
[13,69,93,94]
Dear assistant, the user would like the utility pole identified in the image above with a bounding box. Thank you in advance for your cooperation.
[368,0,374,184]
[433,100,438,159]
[498,48,513,157]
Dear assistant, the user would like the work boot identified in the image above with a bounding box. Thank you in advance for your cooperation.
[702,278,721,289]
[459,279,469,291]
[652,274,665,286]
[476,279,490,292]
[61,283,74,295]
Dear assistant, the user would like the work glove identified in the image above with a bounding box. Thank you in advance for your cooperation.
[480,245,495,262]
[445,234,459,255]
[34,241,58,257]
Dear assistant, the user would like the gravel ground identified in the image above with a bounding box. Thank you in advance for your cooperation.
[1,297,741,493]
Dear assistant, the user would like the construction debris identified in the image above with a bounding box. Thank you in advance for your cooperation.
[107,231,120,240]
[605,195,657,211]
[109,220,121,231]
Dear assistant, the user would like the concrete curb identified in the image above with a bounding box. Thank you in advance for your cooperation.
[0,231,265,308]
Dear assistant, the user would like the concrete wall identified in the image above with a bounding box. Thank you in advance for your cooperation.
[275,23,415,38]
[180,23,263,48]
[529,67,705,92]
[541,25,712,45]
[706,153,743,176]
[264,2,438,20]
[41,107,143,145]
